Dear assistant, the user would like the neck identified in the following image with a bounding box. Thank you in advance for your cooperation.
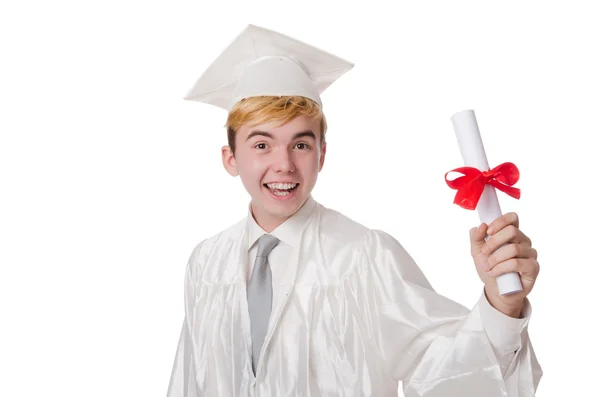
[250,206,290,232]
[250,197,309,233]
[256,217,288,233]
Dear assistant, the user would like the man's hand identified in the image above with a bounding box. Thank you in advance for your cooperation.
[470,212,540,318]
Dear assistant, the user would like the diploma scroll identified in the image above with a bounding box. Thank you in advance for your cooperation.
[450,110,523,296]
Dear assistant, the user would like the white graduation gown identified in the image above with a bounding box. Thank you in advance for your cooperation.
[166,196,542,396]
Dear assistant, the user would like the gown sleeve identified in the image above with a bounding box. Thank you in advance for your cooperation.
[166,242,204,397]
[362,229,542,397]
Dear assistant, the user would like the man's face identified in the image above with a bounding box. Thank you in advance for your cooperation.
[222,115,326,231]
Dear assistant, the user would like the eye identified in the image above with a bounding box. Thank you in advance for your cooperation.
[296,142,310,150]
[254,143,267,150]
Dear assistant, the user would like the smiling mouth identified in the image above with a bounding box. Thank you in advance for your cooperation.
[263,183,299,196]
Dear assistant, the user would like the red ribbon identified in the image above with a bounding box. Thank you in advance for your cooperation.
[445,162,521,210]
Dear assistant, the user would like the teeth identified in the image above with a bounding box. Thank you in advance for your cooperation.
[266,183,297,190]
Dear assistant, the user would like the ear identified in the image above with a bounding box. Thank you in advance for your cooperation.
[221,145,239,176]
[318,142,327,172]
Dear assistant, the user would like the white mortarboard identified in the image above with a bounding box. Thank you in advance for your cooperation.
[183,24,354,111]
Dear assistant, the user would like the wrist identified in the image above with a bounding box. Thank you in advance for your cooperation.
[484,286,524,318]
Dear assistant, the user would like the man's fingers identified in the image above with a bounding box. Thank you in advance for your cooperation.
[484,243,538,270]
[482,225,532,254]
[487,212,519,235]
[486,257,540,279]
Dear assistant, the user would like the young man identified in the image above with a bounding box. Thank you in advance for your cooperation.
[167,24,542,397]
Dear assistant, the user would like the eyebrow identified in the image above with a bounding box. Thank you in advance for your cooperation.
[245,130,317,142]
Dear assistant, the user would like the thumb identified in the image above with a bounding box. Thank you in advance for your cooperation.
[469,226,477,238]
[470,223,488,255]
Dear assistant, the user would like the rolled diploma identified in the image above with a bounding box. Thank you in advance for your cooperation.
[450,109,523,296]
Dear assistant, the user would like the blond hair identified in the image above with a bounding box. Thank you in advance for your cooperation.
[225,96,327,154]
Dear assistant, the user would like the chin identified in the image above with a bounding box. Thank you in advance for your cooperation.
[268,195,305,215]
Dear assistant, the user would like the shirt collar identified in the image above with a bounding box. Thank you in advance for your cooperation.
[247,195,316,250]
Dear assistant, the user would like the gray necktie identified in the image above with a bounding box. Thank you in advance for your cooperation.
[247,234,279,375]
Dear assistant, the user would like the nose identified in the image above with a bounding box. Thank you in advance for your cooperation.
[273,147,295,173]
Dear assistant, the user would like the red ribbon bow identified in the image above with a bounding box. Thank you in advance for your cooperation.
[445,162,521,210]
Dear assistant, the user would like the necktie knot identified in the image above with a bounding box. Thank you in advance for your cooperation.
[257,234,279,257]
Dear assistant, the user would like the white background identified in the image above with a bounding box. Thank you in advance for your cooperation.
[1,1,597,395]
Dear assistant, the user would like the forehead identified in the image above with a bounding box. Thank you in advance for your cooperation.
[239,115,320,140]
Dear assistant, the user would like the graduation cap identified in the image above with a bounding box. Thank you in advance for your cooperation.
[183,24,354,111]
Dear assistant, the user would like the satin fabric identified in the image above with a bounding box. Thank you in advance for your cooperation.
[167,197,542,396]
